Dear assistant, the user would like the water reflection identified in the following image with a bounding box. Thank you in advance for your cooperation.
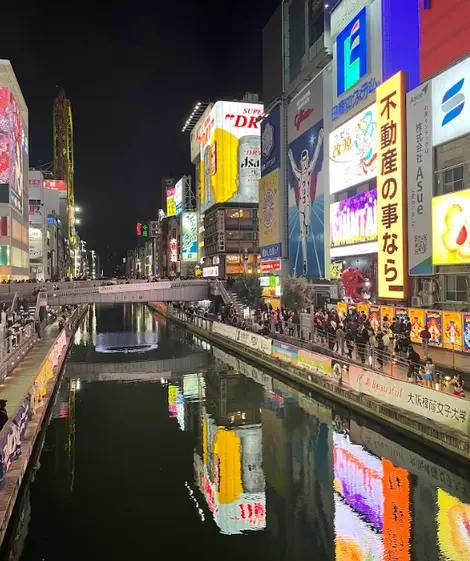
[3,306,470,561]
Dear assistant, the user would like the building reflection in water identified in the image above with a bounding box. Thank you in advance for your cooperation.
[175,339,470,558]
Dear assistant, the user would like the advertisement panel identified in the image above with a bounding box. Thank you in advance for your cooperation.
[199,101,263,213]
[464,313,470,354]
[259,169,279,249]
[330,188,377,257]
[348,365,470,434]
[369,305,380,332]
[432,55,470,147]
[166,187,176,217]
[298,348,331,376]
[29,202,42,227]
[0,88,25,214]
[442,311,463,351]
[376,72,407,300]
[202,266,218,277]
[287,119,324,277]
[407,81,433,275]
[432,190,470,265]
[272,341,298,365]
[381,305,394,324]
[426,310,443,347]
[261,106,281,177]
[329,104,377,194]
[181,212,197,261]
[408,308,425,343]
[235,329,272,356]
[29,228,42,260]
[212,321,238,341]
[437,488,470,561]
[43,179,67,192]
[190,103,213,162]
[174,178,183,215]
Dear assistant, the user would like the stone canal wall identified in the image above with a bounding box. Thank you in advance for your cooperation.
[0,307,88,544]
[150,304,470,462]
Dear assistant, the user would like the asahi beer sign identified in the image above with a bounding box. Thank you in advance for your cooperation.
[288,74,323,143]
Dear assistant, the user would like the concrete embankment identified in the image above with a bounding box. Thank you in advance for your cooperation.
[151,305,470,463]
[0,307,88,544]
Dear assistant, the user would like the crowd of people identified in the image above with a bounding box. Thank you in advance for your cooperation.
[212,302,466,398]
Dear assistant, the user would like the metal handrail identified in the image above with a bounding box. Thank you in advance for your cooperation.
[7,292,18,314]
[216,280,231,306]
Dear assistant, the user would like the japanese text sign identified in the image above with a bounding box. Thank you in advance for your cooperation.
[376,72,407,300]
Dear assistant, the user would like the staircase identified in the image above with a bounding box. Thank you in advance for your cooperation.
[226,290,245,317]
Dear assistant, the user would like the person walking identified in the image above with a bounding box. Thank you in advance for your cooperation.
[336,324,346,355]
[423,357,435,388]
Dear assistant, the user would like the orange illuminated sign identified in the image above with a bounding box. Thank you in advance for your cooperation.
[376,71,407,300]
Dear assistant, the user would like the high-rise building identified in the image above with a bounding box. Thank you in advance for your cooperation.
[0,60,30,280]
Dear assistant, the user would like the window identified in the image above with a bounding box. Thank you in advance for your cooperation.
[309,0,324,47]
[443,164,464,193]
[445,275,467,302]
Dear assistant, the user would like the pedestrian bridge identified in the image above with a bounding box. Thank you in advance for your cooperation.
[43,280,211,306]
[64,352,210,381]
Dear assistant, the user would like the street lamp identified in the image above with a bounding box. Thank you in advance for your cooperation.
[75,206,81,212]
[75,218,81,225]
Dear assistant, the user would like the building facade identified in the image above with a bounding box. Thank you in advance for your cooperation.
[0,60,30,280]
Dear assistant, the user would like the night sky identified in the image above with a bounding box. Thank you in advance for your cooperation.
[1,1,280,271]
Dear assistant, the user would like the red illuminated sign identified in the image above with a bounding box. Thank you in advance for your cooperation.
[261,260,281,273]
[136,222,142,236]
[420,1,470,81]
[43,180,67,192]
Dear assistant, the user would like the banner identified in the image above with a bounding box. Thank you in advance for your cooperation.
[212,322,238,341]
[272,341,298,365]
[369,306,381,332]
[0,395,31,488]
[236,329,272,356]
[442,311,463,351]
[408,308,425,343]
[349,365,470,435]
[98,282,171,294]
[381,306,394,325]
[407,81,433,275]
[463,313,470,354]
[395,307,408,323]
[426,310,443,346]
[337,302,347,320]
[259,169,280,248]
[298,348,331,376]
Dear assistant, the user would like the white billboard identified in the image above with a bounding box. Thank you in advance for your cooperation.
[407,81,433,275]
[29,227,42,259]
[175,178,183,216]
[199,101,264,213]
[329,103,377,194]
[190,104,213,163]
[432,55,470,147]
[182,212,197,261]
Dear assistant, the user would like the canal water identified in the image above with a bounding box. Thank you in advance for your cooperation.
[1,304,469,561]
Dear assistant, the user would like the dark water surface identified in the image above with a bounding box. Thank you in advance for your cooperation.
[2,304,470,561]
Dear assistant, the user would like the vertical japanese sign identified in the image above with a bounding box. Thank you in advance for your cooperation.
[406,82,433,275]
[377,72,407,300]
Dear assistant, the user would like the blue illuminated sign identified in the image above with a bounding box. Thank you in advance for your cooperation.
[261,243,281,260]
[331,77,379,122]
[48,216,57,225]
[336,7,368,98]
[261,107,281,177]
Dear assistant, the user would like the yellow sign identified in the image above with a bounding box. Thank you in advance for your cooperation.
[166,192,176,217]
[376,71,407,300]
[259,169,279,247]
[330,262,342,279]
[432,189,470,265]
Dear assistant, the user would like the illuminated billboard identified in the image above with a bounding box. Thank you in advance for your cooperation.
[29,228,42,259]
[329,104,378,194]
[376,72,407,300]
[43,179,67,192]
[181,212,197,261]
[166,187,176,217]
[432,189,470,265]
[0,87,25,214]
[330,189,378,257]
[199,101,264,213]
[174,178,183,215]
